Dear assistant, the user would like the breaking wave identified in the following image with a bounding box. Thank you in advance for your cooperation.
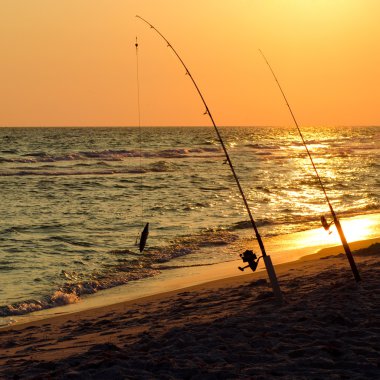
[0,268,160,317]
[0,291,79,317]
[0,229,239,317]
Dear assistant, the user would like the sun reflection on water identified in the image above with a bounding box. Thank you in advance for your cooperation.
[306,214,379,247]
[337,217,377,243]
[265,214,380,265]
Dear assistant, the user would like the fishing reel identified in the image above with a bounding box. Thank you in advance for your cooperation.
[238,250,262,272]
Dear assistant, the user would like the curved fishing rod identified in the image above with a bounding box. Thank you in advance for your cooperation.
[136,15,282,300]
[136,16,263,253]
[259,50,361,282]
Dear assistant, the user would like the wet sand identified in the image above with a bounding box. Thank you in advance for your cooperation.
[1,238,379,379]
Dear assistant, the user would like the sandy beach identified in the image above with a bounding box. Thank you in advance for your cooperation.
[0,237,379,379]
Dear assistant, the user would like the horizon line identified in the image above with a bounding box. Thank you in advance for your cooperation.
[0,125,379,129]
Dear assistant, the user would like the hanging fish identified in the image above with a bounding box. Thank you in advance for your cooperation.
[139,222,149,252]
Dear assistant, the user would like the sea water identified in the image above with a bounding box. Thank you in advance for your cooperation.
[0,126,379,319]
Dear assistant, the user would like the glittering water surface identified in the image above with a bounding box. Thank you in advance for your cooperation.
[0,126,379,316]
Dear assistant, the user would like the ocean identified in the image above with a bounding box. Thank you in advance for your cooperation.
[0,126,379,321]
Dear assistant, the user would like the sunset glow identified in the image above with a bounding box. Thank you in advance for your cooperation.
[338,216,378,243]
[0,0,379,127]
[304,214,380,248]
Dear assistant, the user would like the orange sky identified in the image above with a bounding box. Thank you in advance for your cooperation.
[0,0,379,127]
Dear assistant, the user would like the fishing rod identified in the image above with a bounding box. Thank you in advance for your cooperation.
[259,50,361,282]
[137,15,282,301]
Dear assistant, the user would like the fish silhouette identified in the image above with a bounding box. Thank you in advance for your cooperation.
[139,222,149,252]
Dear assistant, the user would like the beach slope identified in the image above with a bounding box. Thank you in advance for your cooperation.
[1,240,379,379]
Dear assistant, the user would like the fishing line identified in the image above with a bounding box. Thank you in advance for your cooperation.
[136,15,283,301]
[259,50,332,210]
[259,49,361,282]
[135,37,149,251]
[135,37,144,226]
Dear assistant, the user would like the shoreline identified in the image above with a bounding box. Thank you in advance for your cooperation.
[2,233,379,331]
[1,212,379,328]
[1,236,379,378]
